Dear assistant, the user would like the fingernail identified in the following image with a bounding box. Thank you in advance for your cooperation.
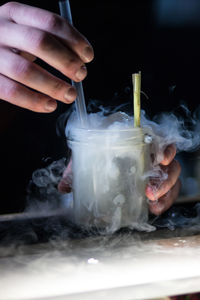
[82,46,94,62]
[64,87,77,103]
[45,99,57,112]
[75,65,87,81]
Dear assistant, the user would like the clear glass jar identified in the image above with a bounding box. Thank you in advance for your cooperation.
[67,127,152,233]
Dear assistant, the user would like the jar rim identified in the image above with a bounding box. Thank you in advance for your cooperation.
[66,127,152,147]
[68,127,144,133]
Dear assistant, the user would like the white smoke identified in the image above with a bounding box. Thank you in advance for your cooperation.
[26,104,200,233]
[26,158,66,213]
[62,105,200,232]
[67,106,200,158]
[2,106,200,300]
[141,108,200,159]
[2,231,200,300]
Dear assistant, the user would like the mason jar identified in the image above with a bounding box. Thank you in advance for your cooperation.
[67,127,152,233]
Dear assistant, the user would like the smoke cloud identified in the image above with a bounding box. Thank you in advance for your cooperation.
[25,103,200,233]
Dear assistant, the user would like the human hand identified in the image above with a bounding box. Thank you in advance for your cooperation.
[58,146,181,216]
[145,144,181,215]
[58,158,72,193]
[0,2,94,112]
[58,145,181,215]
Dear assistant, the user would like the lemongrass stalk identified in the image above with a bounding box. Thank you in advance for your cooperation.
[132,72,141,127]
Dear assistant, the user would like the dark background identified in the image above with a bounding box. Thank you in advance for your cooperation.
[0,0,200,214]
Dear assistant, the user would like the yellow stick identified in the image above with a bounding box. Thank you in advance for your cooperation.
[132,72,141,127]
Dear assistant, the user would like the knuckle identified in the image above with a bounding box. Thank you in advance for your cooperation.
[63,56,77,69]
[10,60,31,79]
[44,14,61,31]
[0,74,18,99]
[61,56,81,76]
[28,94,45,112]
[1,2,19,18]
[1,2,17,11]
[4,82,20,99]
[33,31,48,50]
[51,80,65,96]
[26,29,50,51]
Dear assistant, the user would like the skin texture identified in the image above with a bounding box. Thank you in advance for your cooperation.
[0,2,94,112]
[0,3,180,215]
[146,144,181,215]
[58,144,181,216]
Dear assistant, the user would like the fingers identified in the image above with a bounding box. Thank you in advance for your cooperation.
[149,179,181,216]
[13,49,37,62]
[0,19,87,82]
[0,47,77,103]
[146,159,181,201]
[58,159,72,194]
[146,144,181,215]
[160,144,176,166]
[0,2,94,112]
[1,2,94,63]
[0,73,57,112]
[58,177,72,194]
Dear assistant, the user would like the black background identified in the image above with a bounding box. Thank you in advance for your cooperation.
[0,0,200,213]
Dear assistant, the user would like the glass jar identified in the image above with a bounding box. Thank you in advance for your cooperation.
[67,127,152,233]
